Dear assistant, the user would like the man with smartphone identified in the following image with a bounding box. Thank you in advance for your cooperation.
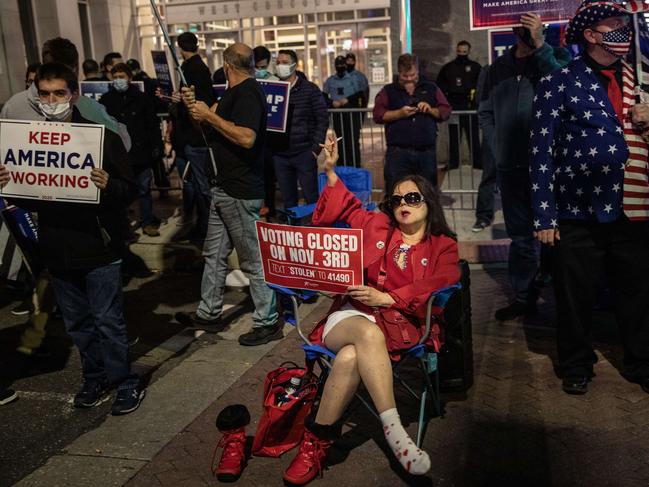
[373,53,452,192]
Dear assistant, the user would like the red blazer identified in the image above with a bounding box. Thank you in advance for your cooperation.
[308,178,460,353]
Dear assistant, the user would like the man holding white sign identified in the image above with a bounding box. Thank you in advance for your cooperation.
[0,63,144,416]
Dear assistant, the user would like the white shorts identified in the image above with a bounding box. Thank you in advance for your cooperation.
[322,302,376,341]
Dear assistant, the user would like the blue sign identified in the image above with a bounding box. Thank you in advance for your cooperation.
[212,84,227,102]
[151,50,174,96]
[0,197,41,277]
[212,80,291,133]
[79,81,145,102]
[258,80,291,133]
[489,30,517,64]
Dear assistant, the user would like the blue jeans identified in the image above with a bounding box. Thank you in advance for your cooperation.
[273,151,319,209]
[498,168,540,303]
[175,155,196,217]
[135,168,156,227]
[51,263,136,387]
[197,187,278,328]
[184,145,213,235]
[384,145,437,192]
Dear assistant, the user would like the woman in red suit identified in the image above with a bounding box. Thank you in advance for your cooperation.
[283,134,460,485]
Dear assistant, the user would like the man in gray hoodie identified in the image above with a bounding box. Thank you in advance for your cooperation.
[1,37,130,151]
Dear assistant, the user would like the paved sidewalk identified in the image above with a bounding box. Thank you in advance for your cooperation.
[126,268,649,487]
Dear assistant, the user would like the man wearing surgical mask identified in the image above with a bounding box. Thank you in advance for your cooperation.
[268,49,328,209]
[530,0,649,396]
[100,63,163,237]
[253,45,278,81]
[323,55,366,167]
[252,45,278,218]
[0,62,144,415]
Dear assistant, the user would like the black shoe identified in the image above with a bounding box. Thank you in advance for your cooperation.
[471,220,490,233]
[11,299,32,316]
[562,376,590,395]
[175,312,226,333]
[494,301,537,321]
[111,382,146,416]
[16,344,51,359]
[0,388,18,405]
[74,380,108,408]
[641,378,649,394]
[238,324,283,346]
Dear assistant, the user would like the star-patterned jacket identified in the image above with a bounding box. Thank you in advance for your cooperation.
[529,56,628,230]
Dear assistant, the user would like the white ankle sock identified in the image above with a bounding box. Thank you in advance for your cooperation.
[379,408,431,475]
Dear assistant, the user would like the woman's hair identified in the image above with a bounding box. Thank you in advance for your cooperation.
[380,175,455,239]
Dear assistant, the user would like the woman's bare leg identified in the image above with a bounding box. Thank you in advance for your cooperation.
[316,316,430,475]
[314,345,361,425]
[322,316,396,414]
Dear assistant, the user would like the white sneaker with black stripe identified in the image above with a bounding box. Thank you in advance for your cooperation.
[0,388,18,405]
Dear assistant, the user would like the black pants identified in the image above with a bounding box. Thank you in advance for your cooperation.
[474,136,496,224]
[448,114,481,169]
[554,219,649,379]
[332,111,362,168]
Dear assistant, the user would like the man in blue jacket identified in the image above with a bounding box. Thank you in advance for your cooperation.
[479,12,571,322]
[270,49,329,209]
[530,0,649,395]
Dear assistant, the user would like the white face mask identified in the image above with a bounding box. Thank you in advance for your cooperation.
[113,78,129,92]
[276,63,296,80]
[39,99,72,121]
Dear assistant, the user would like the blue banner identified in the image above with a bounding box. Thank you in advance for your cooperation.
[0,197,41,277]
[213,80,291,132]
[212,84,227,102]
[79,81,145,102]
[489,30,517,64]
[151,50,174,96]
[258,80,291,133]
[471,0,580,31]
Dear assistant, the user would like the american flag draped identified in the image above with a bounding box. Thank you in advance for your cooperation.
[624,0,649,87]
[621,1,649,219]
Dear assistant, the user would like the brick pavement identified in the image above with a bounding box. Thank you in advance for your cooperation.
[126,268,649,487]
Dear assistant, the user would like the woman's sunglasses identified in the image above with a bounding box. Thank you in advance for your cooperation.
[390,192,424,208]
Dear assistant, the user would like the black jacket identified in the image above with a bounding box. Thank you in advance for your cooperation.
[268,77,329,157]
[178,54,215,147]
[11,108,137,272]
[100,85,162,171]
[436,57,482,110]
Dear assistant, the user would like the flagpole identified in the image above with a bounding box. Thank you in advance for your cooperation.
[633,11,642,95]
[148,0,219,181]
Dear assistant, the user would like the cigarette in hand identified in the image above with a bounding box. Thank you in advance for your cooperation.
[336,137,343,142]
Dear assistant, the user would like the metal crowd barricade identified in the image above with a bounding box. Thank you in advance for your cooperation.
[154,108,485,210]
[328,108,483,210]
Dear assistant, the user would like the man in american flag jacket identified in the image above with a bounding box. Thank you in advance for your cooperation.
[530,0,649,396]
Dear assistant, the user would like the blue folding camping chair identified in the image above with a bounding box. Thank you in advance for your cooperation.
[270,282,461,447]
[283,166,376,226]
